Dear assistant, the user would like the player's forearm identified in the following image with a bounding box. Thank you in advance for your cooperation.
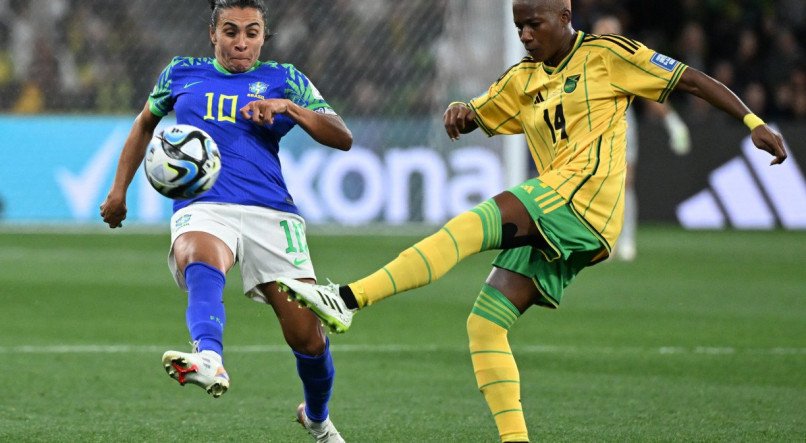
[111,108,160,193]
[675,67,786,165]
[674,68,753,121]
[286,103,353,151]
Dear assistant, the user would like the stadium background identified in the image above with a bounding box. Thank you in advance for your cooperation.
[0,1,804,442]
[0,0,803,228]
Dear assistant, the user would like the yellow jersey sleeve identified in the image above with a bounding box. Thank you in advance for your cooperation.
[606,42,688,103]
[468,60,538,136]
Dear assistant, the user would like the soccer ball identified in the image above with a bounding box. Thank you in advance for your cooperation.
[143,124,221,200]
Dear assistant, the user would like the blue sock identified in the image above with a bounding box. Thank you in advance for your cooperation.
[184,262,226,357]
[294,338,335,423]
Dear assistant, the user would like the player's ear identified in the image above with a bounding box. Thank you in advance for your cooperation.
[209,26,217,46]
[560,8,572,25]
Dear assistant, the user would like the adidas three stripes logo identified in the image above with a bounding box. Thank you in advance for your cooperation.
[677,132,805,229]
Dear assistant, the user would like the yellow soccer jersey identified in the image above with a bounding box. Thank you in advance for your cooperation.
[469,31,687,250]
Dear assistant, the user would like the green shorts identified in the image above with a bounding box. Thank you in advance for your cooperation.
[492,178,605,308]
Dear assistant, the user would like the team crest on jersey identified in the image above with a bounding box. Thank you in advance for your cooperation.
[650,53,679,72]
[175,214,191,229]
[563,75,581,93]
[248,81,269,99]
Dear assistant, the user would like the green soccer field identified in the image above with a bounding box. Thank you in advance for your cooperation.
[1,227,804,442]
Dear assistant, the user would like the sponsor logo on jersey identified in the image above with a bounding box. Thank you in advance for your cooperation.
[293,257,309,267]
[563,74,581,93]
[183,81,203,89]
[534,90,544,104]
[248,81,269,99]
[650,53,679,72]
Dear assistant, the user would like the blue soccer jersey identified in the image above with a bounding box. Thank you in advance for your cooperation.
[148,57,335,214]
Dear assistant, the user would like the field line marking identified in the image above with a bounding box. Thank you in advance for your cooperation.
[0,344,803,356]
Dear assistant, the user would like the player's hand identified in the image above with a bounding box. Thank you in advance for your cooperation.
[751,125,787,165]
[443,102,477,141]
[240,99,290,126]
[100,191,127,229]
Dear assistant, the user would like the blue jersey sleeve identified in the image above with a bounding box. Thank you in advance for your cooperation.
[148,57,184,117]
[282,64,335,114]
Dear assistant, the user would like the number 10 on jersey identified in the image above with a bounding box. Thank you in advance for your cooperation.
[204,93,238,123]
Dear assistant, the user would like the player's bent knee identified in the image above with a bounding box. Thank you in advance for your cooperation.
[173,232,233,272]
[467,312,503,341]
[467,284,521,339]
[283,329,327,356]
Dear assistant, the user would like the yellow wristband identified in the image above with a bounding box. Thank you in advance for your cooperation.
[448,101,468,109]
[743,113,765,131]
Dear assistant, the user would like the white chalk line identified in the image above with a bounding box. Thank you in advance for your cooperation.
[0,344,803,356]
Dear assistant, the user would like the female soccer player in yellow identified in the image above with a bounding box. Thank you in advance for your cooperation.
[279,0,788,441]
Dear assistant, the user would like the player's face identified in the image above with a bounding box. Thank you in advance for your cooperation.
[512,0,571,64]
[210,7,265,73]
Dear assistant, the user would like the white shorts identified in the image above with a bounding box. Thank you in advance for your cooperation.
[168,203,316,303]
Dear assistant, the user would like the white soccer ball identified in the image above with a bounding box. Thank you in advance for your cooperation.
[143,124,221,200]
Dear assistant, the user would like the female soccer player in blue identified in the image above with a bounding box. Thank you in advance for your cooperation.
[100,1,350,441]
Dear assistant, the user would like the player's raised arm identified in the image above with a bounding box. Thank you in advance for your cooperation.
[443,101,479,140]
[100,102,162,228]
[239,99,353,151]
[674,67,787,165]
[282,102,353,151]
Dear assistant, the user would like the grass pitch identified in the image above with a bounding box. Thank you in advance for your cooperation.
[1,227,804,442]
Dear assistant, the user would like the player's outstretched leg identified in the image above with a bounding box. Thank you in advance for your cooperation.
[278,279,354,333]
[162,348,230,398]
[278,199,503,333]
[163,261,229,397]
[296,402,345,443]
[468,284,529,442]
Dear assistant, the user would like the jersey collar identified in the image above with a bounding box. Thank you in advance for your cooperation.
[213,58,260,74]
[543,31,585,75]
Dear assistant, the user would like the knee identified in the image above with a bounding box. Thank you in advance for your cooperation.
[284,328,327,356]
[467,312,503,341]
[172,232,233,273]
[466,312,479,336]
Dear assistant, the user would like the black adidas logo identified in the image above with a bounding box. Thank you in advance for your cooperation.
[319,293,344,314]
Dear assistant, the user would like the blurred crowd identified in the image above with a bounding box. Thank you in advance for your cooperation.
[266,0,447,116]
[0,0,162,113]
[0,0,446,116]
[0,0,802,120]
[574,0,805,121]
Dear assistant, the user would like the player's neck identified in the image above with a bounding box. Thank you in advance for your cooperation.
[546,29,577,67]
